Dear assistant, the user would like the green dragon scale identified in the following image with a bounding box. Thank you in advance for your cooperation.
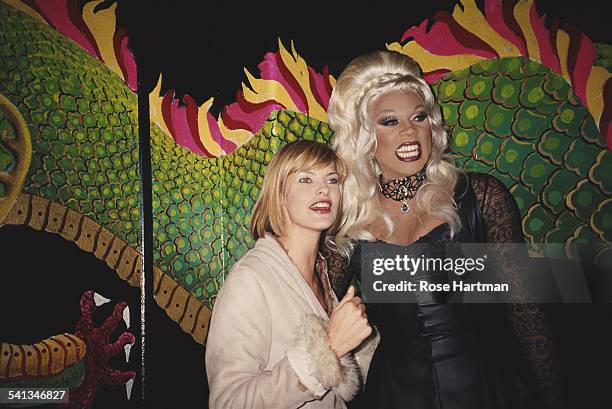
[439,58,611,260]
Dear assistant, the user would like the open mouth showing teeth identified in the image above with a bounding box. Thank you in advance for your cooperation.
[311,202,331,209]
[396,150,420,158]
[395,143,421,160]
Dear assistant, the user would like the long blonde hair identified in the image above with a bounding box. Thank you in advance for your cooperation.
[328,50,460,258]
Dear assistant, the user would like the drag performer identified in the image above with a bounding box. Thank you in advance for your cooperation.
[326,50,563,409]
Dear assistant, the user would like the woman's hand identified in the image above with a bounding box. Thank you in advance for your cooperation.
[327,286,372,358]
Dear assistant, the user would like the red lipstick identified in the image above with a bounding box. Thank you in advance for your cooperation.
[309,200,332,214]
[395,141,421,162]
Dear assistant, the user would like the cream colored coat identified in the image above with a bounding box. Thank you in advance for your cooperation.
[206,235,377,409]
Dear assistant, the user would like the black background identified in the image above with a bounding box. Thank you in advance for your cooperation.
[118,0,611,107]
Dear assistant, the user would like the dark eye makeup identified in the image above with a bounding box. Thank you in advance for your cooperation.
[413,112,428,122]
[380,117,398,126]
[378,111,428,126]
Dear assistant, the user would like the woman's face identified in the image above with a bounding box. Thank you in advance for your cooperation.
[282,162,341,236]
[371,91,432,179]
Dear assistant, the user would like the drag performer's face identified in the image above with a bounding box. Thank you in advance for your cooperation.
[371,91,432,179]
[282,162,341,235]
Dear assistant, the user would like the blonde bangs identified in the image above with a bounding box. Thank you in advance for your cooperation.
[249,140,347,243]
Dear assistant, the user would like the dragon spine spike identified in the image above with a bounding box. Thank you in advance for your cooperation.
[82,1,137,91]
[0,334,86,382]
[4,0,136,90]
[149,39,334,157]
[388,0,611,147]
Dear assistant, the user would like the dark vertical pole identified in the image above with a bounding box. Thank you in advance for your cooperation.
[137,68,153,408]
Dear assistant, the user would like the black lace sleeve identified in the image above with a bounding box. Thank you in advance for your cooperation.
[470,173,565,408]
[320,246,352,299]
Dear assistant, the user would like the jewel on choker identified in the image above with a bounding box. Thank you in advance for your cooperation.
[378,169,426,213]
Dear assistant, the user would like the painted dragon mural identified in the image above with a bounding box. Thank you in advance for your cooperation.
[0,0,610,407]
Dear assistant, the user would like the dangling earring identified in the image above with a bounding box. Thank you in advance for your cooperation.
[369,138,378,161]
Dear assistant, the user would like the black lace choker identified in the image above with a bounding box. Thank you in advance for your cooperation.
[378,169,426,213]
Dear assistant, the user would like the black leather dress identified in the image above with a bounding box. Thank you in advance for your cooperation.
[329,173,563,409]
[352,225,502,409]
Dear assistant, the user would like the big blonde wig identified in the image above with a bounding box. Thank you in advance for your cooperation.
[328,50,460,257]
[250,139,346,251]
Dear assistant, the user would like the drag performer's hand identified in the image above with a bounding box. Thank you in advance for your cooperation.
[327,286,372,358]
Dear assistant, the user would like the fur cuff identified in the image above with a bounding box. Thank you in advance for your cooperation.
[289,314,360,401]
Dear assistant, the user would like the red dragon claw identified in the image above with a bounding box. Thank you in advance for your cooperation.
[67,291,137,409]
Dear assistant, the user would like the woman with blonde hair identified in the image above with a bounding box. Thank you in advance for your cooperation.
[206,140,376,409]
[327,51,562,408]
